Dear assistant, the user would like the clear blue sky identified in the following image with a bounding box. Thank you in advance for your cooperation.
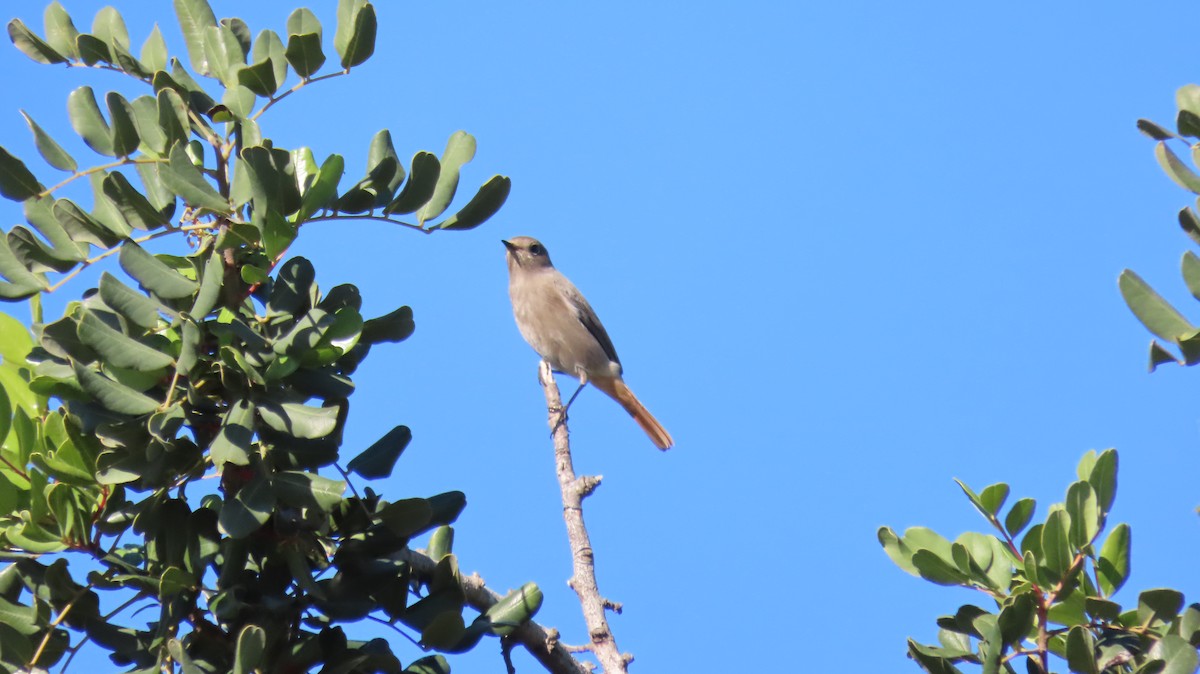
[2,1,1200,671]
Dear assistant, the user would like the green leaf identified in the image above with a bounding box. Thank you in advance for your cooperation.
[368,130,404,206]
[1119,269,1195,344]
[103,172,168,230]
[157,88,190,151]
[67,86,114,156]
[361,305,414,344]
[119,241,199,299]
[287,8,322,39]
[1065,625,1098,674]
[435,175,511,231]
[257,402,339,439]
[203,23,245,85]
[911,548,970,586]
[476,583,542,636]
[24,196,85,261]
[161,142,231,213]
[105,93,140,158]
[0,236,47,297]
[0,146,43,202]
[977,482,1009,518]
[158,566,194,599]
[141,24,167,72]
[210,399,255,467]
[380,498,433,538]
[405,656,451,674]
[44,2,81,59]
[54,198,120,248]
[91,6,129,52]
[77,309,173,371]
[1138,118,1177,140]
[251,29,287,94]
[1156,141,1200,194]
[284,32,324,78]
[233,625,266,674]
[418,132,477,225]
[0,311,33,365]
[173,0,217,76]
[72,362,158,415]
[7,18,67,64]
[20,111,76,172]
[997,593,1034,646]
[218,476,274,538]
[1158,634,1200,674]
[1065,481,1099,549]
[76,33,111,66]
[1040,509,1072,582]
[347,425,411,479]
[189,250,223,319]
[335,0,376,69]
[237,59,277,98]
[1097,522,1130,596]
[384,152,439,215]
[1087,448,1117,516]
[1139,588,1184,626]
[272,471,345,511]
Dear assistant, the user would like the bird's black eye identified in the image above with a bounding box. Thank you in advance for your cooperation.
[529,244,543,255]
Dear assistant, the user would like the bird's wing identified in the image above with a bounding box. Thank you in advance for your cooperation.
[567,286,621,366]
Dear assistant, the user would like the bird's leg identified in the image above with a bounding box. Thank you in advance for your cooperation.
[551,371,588,436]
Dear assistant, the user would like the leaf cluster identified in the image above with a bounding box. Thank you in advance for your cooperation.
[1121,87,1200,369]
[880,450,1200,674]
[0,1,534,672]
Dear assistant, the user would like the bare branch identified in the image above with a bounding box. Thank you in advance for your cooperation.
[538,361,632,674]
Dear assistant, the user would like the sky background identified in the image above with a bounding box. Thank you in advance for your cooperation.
[2,1,1200,672]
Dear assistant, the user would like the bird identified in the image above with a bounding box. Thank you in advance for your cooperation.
[502,236,673,450]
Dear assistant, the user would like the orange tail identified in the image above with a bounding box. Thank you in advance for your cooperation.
[591,376,673,450]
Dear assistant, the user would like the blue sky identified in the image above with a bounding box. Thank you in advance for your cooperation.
[2,1,1200,671]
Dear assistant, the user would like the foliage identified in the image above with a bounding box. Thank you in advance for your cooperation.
[0,1,535,672]
[1122,87,1200,368]
[880,450,1200,673]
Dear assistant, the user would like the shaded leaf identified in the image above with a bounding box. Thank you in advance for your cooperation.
[77,309,173,371]
[118,241,198,299]
[72,362,158,415]
[160,142,230,213]
[347,425,411,479]
[7,18,67,64]
[0,146,43,202]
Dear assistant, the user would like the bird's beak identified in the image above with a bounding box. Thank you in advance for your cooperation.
[501,239,517,253]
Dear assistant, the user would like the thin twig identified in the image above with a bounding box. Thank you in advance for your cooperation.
[252,71,349,121]
[38,157,164,199]
[538,361,631,674]
[45,222,217,293]
[303,213,429,233]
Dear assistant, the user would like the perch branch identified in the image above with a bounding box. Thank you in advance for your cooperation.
[538,361,631,674]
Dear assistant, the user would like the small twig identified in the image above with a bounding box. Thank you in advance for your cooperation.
[38,157,164,199]
[538,361,631,674]
[0,453,28,481]
[252,71,349,121]
[366,614,423,648]
[303,213,429,233]
[30,580,96,667]
[45,222,217,293]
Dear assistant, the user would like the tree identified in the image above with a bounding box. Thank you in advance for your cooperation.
[875,90,1200,672]
[0,1,568,672]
